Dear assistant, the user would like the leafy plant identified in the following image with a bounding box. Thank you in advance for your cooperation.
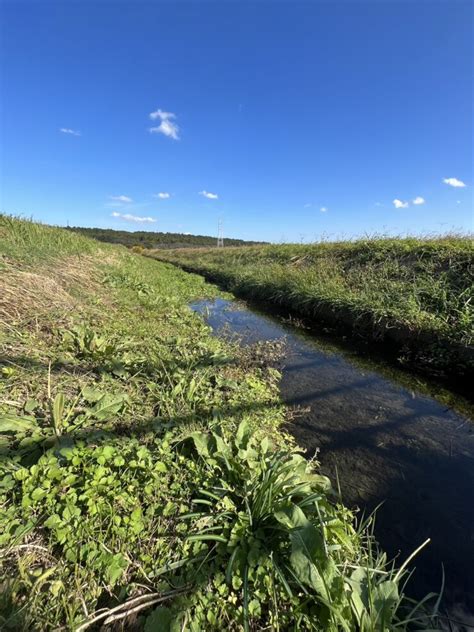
[102,270,154,296]
[172,421,437,631]
[61,325,136,377]
[62,325,123,361]
[0,389,128,461]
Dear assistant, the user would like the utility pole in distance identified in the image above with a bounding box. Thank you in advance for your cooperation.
[217,218,224,248]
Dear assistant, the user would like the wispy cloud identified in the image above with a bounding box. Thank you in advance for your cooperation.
[412,196,425,205]
[149,108,180,140]
[199,190,219,200]
[303,203,312,208]
[320,206,328,213]
[110,195,132,203]
[393,199,409,209]
[60,127,81,136]
[374,202,384,207]
[111,211,156,223]
[443,177,466,188]
[154,192,171,199]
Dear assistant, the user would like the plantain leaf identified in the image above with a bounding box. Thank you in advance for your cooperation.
[90,392,128,420]
[188,431,212,458]
[52,393,65,431]
[0,414,37,434]
[235,420,251,449]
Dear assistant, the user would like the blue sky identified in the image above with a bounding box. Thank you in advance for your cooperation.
[1,1,472,242]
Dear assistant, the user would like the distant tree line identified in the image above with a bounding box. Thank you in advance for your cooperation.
[66,226,267,249]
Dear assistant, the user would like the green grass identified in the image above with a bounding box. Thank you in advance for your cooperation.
[1,217,438,630]
[0,214,100,265]
[150,237,474,375]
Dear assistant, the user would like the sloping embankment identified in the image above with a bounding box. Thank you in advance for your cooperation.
[149,238,474,382]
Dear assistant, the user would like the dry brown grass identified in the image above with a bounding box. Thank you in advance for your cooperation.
[0,255,102,328]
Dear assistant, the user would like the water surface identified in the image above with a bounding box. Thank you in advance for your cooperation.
[192,297,474,626]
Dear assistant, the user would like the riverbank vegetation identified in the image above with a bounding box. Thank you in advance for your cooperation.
[1,216,437,630]
[151,237,474,379]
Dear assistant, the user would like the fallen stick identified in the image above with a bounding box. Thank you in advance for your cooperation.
[75,586,190,631]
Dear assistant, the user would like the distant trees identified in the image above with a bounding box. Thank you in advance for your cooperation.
[66,226,266,249]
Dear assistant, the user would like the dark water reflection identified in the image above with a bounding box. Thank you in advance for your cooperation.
[191,298,474,625]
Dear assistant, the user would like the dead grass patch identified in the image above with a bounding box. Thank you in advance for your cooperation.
[0,255,102,328]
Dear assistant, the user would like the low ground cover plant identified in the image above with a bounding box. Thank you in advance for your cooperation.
[0,216,438,630]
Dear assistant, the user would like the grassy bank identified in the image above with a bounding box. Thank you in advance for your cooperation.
[1,217,437,630]
[150,238,474,378]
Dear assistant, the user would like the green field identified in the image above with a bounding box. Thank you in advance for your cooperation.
[151,238,474,377]
[1,216,438,630]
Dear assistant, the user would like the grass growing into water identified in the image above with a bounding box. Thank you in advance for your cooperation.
[151,237,474,376]
[1,216,438,630]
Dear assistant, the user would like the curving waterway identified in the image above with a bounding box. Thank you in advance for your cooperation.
[191,297,474,630]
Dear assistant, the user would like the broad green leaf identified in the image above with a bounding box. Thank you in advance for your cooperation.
[31,488,47,502]
[24,398,40,413]
[81,386,104,403]
[287,513,332,599]
[0,414,37,434]
[145,607,172,632]
[188,431,212,458]
[90,392,128,420]
[14,468,29,481]
[101,445,115,460]
[248,598,261,617]
[105,552,128,585]
[274,503,309,530]
[235,420,251,449]
[372,580,399,624]
[44,514,63,529]
[214,433,230,458]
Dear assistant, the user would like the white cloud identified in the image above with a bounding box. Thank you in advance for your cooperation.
[154,192,171,199]
[457,200,462,204]
[374,202,383,207]
[412,196,425,205]
[443,177,466,188]
[199,190,219,200]
[110,195,132,203]
[149,108,179,140]
[320,206,328,213]
[111,212,156,223]
[393,199,409,209]
[304,203,312,208]
[60,127,81,136]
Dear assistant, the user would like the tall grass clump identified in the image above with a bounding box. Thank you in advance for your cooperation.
[0,214,100,264]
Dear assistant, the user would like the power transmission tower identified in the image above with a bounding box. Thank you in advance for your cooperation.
[217,218,224,248]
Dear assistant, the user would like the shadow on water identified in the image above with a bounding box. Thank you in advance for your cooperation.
[191,297,474,626]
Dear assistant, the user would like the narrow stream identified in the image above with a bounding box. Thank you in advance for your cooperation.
[191,297,474,626]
